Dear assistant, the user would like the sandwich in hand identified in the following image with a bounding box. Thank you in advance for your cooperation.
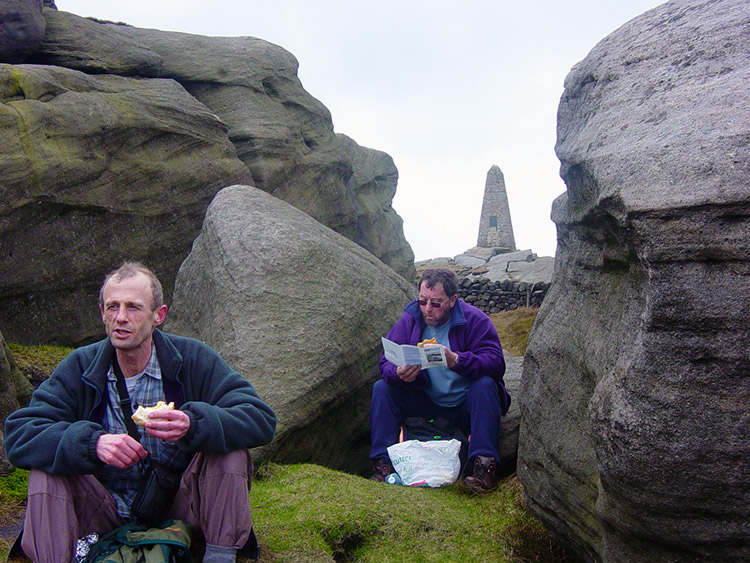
[131,401,174,426]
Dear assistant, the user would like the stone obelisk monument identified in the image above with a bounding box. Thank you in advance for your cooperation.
[477,165,516,250]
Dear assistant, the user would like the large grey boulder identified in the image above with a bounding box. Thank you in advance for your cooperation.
[30,9,415,280]
[497,356,521,478]
[29,8,163,76]
[453,254,486,268]
[337,133,414,279]
[461,246,502,261]
[0,0,45,64]
[0,331,32,475]
[518,1,750,561]
[166,185,415,474]
[0,63,253,346]
[485,250,555,283]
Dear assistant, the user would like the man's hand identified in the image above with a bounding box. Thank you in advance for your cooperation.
[396,364,421,382]
[144,408,191,442]
[96,433,148,468]
[444,347,459,369]
[424,344,459,369]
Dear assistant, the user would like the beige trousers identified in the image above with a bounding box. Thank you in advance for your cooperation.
[21,450,253,563]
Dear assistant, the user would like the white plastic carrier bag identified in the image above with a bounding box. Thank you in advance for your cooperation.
[386,438,461,487]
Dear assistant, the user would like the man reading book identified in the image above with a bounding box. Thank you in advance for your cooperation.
[369,268,510,492]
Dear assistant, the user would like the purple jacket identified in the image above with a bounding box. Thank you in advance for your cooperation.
[379,299,511,414]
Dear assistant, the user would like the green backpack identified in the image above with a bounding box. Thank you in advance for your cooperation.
[83,519,191,563]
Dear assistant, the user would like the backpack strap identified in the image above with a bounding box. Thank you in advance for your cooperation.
[112,355,141,441]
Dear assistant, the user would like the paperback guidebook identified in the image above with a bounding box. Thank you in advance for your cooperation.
[381,338,447,368]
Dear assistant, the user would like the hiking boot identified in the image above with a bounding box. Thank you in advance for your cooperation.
[463,455,498,492]
[370,457,395,482]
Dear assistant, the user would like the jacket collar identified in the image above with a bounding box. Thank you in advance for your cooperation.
[404,298,467,328]
[82,339,115,389]
[152,330,182,382]
[81,330,182,386]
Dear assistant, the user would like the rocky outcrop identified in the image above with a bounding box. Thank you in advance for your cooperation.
[0,63,253,346]
[518,1,750,561]
[95,19,415,279]
[337,134,413,277]
[0,331,33,475]
[419,249,555,285]
[0,0,45,64]
[166,185,415,474]
[498,356,521,478]
[31,7,163,76]
[0,8,414,346]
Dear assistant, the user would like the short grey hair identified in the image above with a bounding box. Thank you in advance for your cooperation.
[99,262,164,311]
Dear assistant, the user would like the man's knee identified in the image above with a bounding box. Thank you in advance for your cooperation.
[468,376,499,395]
[371,379,397,411]
[27,469,102,498]
[190,449,253,479]
[372,378,389,396]
[219,449,253,472]
[27,468,64,496]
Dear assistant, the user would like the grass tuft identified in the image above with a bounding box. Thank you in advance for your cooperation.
[489,308,539,357]
[0,469,29,560]
[0,469,29,504]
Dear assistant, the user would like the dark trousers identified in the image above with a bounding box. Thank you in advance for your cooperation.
[369,376,502,463]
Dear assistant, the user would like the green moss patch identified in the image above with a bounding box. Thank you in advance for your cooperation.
[251,463,568,563]
[6,343,72,387]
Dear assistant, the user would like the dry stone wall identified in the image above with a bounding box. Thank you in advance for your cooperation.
[458,277,550,314]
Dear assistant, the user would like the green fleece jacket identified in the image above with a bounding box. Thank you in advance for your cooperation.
[4,330,276,475]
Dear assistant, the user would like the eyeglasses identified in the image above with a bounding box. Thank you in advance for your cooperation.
[417,298,445,308]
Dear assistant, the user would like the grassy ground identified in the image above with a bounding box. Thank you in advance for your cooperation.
[489,307,539,357]
[0,468,29,561]
[251,463,569,563]
[0,463,569,562]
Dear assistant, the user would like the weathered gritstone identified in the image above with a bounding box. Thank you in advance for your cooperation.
[518,0,750,561]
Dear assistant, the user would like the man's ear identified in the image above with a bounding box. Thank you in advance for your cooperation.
[450,294,458,307]
[153,305,168,327]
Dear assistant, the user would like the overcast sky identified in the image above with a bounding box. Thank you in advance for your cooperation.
[59,0,665,260]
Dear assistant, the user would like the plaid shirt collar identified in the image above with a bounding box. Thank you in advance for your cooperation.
[106,343,163,384]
